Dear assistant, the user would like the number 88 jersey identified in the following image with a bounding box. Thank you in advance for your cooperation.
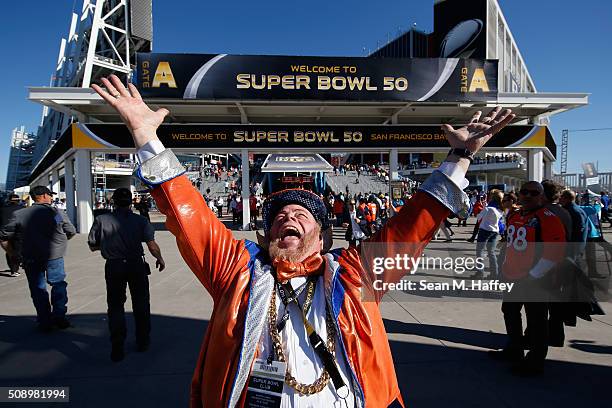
[502,207,566,280]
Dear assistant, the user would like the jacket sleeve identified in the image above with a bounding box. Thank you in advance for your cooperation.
[344,170,469,302]
[140,149,250,301]
[61,211,77,239]
[87,217,101,248]
[0,212,19,241]
[0,216,17,241]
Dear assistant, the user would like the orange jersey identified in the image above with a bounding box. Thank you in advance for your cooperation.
[502,207,566,280]
[333,199,344,214]
[367,203,378,222]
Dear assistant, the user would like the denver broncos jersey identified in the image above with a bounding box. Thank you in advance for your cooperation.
[502,207,566,280]
[367,202,378,222]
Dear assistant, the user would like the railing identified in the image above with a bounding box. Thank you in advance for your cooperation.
[553,172,612,192]
[400,155,524,170]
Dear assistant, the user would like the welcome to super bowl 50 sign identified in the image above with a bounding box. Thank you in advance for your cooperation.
[136,53,497,102]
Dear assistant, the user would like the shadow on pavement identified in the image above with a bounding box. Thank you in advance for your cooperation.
[384,318,612,408]
[569,339,612,355]
[0,313,207,407]
[0,315,610,407]
[383,318,507,350]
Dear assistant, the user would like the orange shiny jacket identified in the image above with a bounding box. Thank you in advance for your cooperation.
[151,175,451,407]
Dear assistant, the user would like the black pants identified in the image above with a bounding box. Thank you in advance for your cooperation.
[501,299,548,363]
[6,252,20,273]
[105,259,151,346]
[548,303,565,346]
[601,209,612,225]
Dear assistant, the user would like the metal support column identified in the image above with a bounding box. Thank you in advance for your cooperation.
[74,150,94,233]
[51,169,61,195]
[241,149,251,230]
[389,148,399,181]
[528,150,544,182]
[64,156,76,225]
[389,148,399,216]
[544,159,553,180]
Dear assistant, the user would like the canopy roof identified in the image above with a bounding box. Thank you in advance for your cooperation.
[261,154,333,173]
[29,87,588,126]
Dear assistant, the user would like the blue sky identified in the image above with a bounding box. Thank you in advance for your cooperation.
[0,0,610,183]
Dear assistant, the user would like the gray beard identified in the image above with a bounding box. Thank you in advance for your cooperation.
[268,227,321,263]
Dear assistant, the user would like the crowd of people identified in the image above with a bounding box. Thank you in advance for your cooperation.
[451,183,610,375]
[400,153,524,170]
[332,162,391,180]
[463,186,612,279]
[200,179,264,229]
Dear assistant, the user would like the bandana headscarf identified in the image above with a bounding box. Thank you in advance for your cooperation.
[272,252,324,282]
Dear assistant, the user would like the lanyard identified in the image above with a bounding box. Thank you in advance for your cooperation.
[276,278,313,333]
[275,278,348,397]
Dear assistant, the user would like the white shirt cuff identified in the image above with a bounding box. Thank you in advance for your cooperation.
[529,258,556,279]
[137,139,166,163]
[437,161,469,190]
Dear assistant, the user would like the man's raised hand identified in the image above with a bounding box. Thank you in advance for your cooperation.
[442,106,515,154]
[91,74,169,149]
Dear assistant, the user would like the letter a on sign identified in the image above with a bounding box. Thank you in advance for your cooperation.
[468,68,490,92]
[152,62,177,88]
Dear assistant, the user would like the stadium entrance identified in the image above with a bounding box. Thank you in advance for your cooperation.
[28,53,586,232]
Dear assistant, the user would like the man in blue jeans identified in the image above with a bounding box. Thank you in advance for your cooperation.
[0,186,76,331]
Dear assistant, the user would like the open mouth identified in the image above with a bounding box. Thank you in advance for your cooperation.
[280,226,302,240]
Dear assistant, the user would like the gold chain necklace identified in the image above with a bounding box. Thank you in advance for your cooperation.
[268,280,337,395]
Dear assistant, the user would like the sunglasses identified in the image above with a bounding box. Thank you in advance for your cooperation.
[519,189,541,197]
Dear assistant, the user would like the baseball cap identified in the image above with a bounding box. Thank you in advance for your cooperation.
[30,186,56,198]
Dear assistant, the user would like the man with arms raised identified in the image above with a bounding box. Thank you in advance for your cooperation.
[93,75,513,407]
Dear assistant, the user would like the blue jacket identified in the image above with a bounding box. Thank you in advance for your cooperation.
[581,204,602,239]
[565,203,588,259]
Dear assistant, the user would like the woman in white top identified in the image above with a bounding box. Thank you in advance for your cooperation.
[475,190,504,278]
[345,200,366,247]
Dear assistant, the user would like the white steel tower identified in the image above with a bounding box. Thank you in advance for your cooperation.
[32,0,152,166]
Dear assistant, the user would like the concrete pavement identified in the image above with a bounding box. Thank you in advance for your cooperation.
[0,213,611,407]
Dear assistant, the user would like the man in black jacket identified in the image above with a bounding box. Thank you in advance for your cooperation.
[0,186,76,330]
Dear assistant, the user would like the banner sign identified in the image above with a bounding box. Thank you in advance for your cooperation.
[582,162,601,193]
[136,53,498,102]
[75,123,555,155]
[30,123,555,183]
